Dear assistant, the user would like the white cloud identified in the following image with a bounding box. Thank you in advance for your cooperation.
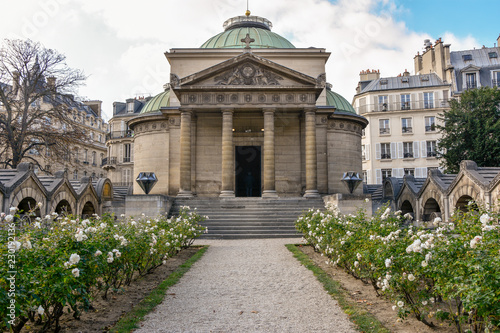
[0,0,481,119]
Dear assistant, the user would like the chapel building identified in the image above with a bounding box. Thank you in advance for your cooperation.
[123,13,367,199]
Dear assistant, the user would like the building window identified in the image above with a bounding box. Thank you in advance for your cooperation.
[127,102,134,113]
[98,134,102,143]
[83,149,88,163]
[378,95,388,111]
[492,71,500,87]
[100,153,104,166]
[382,169,392,181]
[463,54,472,61]
[361,128,365,137]
[363,171,367,183]
[84,171,87,177]
[379,119,390,135]
[466,73,477,89]
[362,145,366,160]
[404,168,415,176]
[403,142,413,158]
[92,151,96,166]
[124,143,131,163]
[401,94,411,110]
[401,118,412,133]
[381,143,391,159]
[424,92,434,109]
[73,170,78,180]
[427,141,437,157]
[489,52,498,59]
[425,116,436,132]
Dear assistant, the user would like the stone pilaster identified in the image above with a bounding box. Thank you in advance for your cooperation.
[178,109,193,197]
[263,108,278,198]
[304,108,320,198]
[220,109,235,197]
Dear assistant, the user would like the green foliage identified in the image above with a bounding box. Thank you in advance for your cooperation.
[296,203,500,333]
[0,206,206,332]
[437,86,500,173]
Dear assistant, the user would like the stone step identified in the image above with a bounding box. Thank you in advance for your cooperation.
[170,197,323,239]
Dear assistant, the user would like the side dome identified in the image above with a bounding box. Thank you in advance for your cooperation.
[326,88,355,114]
[200,15,295,49]
[140,90,170,114]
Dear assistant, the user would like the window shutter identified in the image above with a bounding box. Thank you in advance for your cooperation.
[397,142,403,159]
[422,167,428,178]
[375,143,381,159]
[119,144,124,163]
[365,144,370,161]
[366,169,371,184]
[421,141,427,158]
[376,169,382,184]
[390,142,397,159]
[413,141,420,158]
[392,168,397,178]
[130,143,134,162]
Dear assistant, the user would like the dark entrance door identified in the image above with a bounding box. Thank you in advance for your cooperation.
[235,146,261,197]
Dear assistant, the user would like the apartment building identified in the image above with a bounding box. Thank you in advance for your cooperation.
[353,69,451,184]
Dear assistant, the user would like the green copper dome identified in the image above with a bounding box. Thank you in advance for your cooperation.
[140,90,170,114]
[326,88,355,114]
[200,15,295,49]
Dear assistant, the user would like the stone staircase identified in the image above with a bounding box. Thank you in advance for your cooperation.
[170,197,325,239]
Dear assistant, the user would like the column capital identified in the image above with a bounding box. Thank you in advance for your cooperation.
[179,108,194,115]
[221,108,234,115]
[262,107,277,115]
[303,107,317,114]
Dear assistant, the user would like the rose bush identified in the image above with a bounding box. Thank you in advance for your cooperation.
[0,206,206,332]
[296,203,500,333]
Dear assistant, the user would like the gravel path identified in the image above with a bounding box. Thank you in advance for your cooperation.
[135,238,356,333]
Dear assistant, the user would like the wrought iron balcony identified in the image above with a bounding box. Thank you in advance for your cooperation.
[379,128,391,135]
[427,151,437,157]
[102,156,117,170]
[425,125,436,132]
[106,130,134,141]
[381,153,391,159]
[356,99,450,114]
[402,126,413,133]
[404,152,414,158]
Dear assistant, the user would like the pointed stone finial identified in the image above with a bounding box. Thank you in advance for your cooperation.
[241,33,255,49]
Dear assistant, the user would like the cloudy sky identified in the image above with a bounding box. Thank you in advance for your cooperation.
[1,0,498,120]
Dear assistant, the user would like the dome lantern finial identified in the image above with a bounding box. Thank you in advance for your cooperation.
[245,0,250,16]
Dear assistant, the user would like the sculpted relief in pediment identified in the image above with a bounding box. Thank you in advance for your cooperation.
[214,63,283,86]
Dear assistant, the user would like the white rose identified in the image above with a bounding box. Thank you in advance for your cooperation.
[421,261,428,267]
[397,301,404,308]
[69,253,80,265]
[37,305,44,315]
[385,258,392,268]
[5,215,14,223]
[94,250,102,256]
[9,207,18,214]
[407,274,415,281]
[71,268,80,277]
[480,214,490,225]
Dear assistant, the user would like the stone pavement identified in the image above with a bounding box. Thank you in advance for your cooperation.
[134,238,356,333]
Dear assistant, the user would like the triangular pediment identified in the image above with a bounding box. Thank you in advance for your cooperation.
[460,64,481,73]
[171,52,324,90]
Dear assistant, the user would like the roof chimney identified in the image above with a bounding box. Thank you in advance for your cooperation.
[359,69,380,82]
[497,34,500,48]
[12,71,20,95]
[403,69,410,77]
[424,39,432,51]
[47,76,56,93]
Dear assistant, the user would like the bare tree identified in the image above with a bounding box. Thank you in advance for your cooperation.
[0,39,88,171]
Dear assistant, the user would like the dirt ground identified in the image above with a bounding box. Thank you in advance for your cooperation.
[298,245,456,333]
[21,247,201,333]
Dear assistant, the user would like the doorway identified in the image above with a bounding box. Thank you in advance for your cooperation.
[235,146,261,197]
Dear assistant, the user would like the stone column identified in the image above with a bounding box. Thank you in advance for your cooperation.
[178,109,193,197]
[263,108,278,198]
[220,109,235,197]
[304,108,320,198]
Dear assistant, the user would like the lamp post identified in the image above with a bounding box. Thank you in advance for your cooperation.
[136,172,158,195]
[341,171,363,194]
